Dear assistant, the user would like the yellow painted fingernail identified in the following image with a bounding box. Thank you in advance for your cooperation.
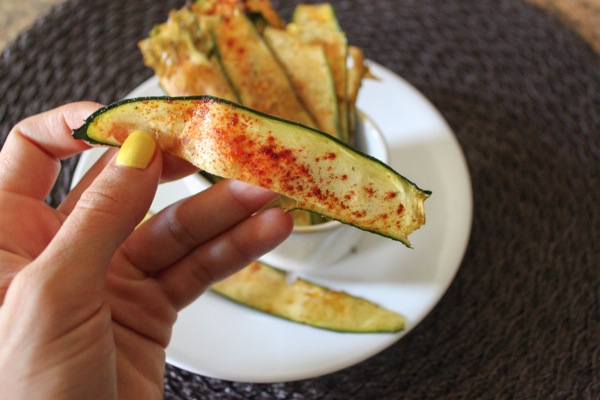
[116,130,156,169]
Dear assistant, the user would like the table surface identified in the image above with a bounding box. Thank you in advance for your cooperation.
[0,0,598,399]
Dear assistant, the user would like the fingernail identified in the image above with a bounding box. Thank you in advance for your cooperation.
[116,130,156,169]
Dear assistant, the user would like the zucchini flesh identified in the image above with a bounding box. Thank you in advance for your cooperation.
[209,11,320,226]
[291,5,349,143]
[138,8,238,101]
[190,0,240,16]
[73,96,430,246]
[263,26,341,139]
[291,3,341,29]
[212,261,405,333]
[211,12,316,128]
[191,0,285,28]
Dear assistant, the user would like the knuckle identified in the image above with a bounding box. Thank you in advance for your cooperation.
[188,255,218,288]
[227,234,254,266]
[164,204,199,249]
[76,184,126,220]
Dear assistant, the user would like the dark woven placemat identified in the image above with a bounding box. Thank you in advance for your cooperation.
[1,0,599,398]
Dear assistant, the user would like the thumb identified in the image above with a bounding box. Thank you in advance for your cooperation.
[34,131,162,294]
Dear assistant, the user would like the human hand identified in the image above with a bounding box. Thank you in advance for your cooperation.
[0,102,293,399]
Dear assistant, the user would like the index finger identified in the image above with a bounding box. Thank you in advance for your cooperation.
[0,102,102,200]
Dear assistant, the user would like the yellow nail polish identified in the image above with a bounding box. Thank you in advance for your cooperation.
[116,130,156,169]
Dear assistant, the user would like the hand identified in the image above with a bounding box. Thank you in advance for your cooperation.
[0,102,293,399]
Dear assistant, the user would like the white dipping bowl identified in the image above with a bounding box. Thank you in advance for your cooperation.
[184,112,389,272]
[260,112,389,272]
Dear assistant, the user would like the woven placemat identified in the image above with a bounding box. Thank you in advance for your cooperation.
[1,0,598,398]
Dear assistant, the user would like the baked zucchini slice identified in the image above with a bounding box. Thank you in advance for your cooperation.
[263,26,340,138]
[138,8,238,101]
[291,3,341,29]
[291,4,349,143]
[212,261,405,333]
[211,12,316,128]
[72,96,430,246]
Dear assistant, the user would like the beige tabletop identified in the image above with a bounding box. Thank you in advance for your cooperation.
[0,0,62,50]
[1,0,600,53]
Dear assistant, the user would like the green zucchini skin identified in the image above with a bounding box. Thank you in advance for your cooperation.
[73,96,430,245]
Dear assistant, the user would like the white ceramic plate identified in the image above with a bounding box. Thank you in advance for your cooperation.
[72,61,472,383]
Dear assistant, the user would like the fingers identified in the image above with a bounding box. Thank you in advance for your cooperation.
[156,207,292,310]
[28,131,162,297]
[120,178,293,309]
[159,153,199,182]
[61,149,198,216]
[0,102,102,200]
[122,179,285,275]
[58,148,117,214]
